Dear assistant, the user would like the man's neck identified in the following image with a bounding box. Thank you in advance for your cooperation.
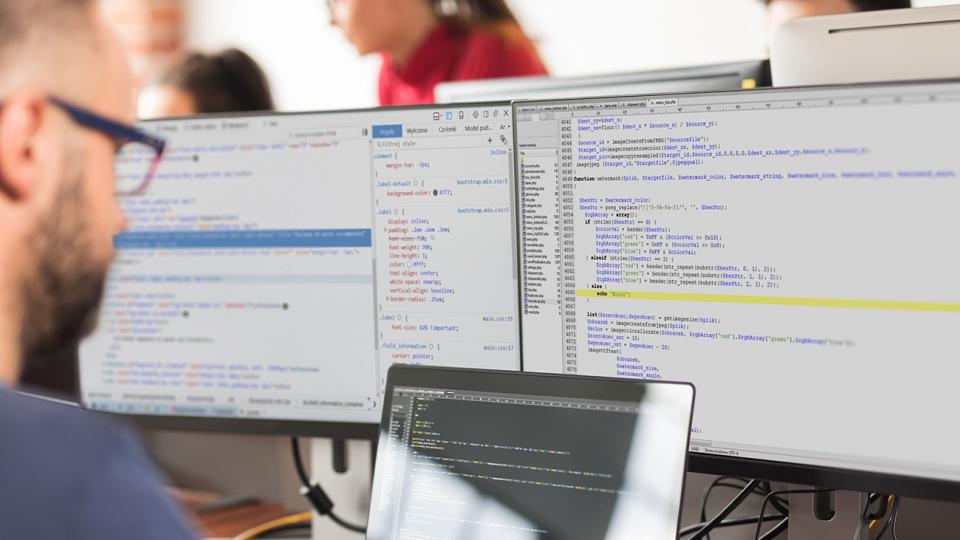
[0,343,20,388]
[0,313,20,386]
[0,266,22,388]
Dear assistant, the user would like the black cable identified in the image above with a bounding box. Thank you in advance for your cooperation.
[874,507,894,539]
[680,514,784,537]
[867,493,890,521]
[762,481,790,517]
[754,488,834,540]
[843,492,889,540]
[291,437,312,486]
[329,512,366,534]
[699,476,747,537]
[257,521,311,538]
[757,517,789,540]
[699,478,734,540]
[873,495,901,540]
[697,477,788,540]
[689,479,761,540]
[889,496,902,540]
[290,437,367,534]
[717,480,787,509]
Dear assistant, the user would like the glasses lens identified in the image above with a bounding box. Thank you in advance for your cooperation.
[114,141,159,195]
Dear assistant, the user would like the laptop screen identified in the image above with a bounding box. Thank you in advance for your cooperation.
[367,368,694,540]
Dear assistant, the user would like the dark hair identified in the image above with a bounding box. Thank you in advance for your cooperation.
[762,0,911,10]
[158,48,274,114]
[431,0,520,27]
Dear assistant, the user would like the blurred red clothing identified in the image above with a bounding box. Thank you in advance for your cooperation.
[379,22,548,105]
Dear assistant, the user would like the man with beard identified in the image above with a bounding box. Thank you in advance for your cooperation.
[0,2,195,538]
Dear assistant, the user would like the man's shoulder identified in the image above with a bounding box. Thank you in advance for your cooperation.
[0,389,196,539]
[0,389,129,461]
[0,388,144,505]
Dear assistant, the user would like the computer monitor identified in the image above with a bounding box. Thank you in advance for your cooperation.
[770,5,960,87]
[78,102,521,437]
[514,80,960,500]
[434,61,769,104]
[367,366,694,540]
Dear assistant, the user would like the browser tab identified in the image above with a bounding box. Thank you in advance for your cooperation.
[372,124,403,138]
[649,98,679,107]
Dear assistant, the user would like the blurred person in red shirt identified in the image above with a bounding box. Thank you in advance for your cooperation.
[328,0,548,105]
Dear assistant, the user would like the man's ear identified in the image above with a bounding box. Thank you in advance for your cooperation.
[0,89,49,202]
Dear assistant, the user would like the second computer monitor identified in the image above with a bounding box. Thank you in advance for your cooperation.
[435,61,769,104]
[79,103,520,435]
[771,6,960,86]
[368,366,695,540]
[514,80,960,498]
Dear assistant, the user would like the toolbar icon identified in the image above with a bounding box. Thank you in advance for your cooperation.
[432,112,441,121]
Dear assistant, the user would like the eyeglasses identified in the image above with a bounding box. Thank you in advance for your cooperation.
[49,96,166,196]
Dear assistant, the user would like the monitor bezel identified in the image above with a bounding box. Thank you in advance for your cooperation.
[78,100,515,440]
[435,59,770,103]
[370,365,696,539]
[688,454,960,504]
[510,77,960,502]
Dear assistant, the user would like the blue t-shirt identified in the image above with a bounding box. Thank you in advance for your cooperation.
[0,388,197,539]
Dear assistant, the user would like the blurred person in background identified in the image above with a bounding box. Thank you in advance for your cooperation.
[763,0,911,33]
[328,0,548,105]
[139,48,274,118]
[0,0,196,538]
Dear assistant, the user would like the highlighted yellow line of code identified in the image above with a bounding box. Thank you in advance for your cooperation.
[575,289,960,313]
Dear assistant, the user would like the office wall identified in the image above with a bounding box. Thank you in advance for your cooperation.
[184,0,960,111]
[184,0,769,111]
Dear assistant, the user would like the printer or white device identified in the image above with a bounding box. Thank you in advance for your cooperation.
[771,4,960,86]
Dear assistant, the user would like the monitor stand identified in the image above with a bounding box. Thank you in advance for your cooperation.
[309,438,371,539]
[788,488,868,540]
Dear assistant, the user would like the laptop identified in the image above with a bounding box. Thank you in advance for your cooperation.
[366,366,695,539]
